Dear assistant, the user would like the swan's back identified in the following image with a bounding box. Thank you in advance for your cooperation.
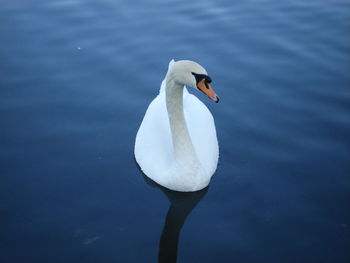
[135,87,218,187]
[135,90,173,177]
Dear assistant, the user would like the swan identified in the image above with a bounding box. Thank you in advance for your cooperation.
[134,59,219,192]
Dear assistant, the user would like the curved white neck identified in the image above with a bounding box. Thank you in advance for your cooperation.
[165,78,198,166]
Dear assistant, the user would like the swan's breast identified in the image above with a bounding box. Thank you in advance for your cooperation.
[184,93,219,175]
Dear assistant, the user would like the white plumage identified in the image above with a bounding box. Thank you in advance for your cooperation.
[135,60,219,192]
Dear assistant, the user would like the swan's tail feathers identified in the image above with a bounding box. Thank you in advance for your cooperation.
[159,59,176,93]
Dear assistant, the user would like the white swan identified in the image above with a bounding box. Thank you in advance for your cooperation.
[134,60,219,192]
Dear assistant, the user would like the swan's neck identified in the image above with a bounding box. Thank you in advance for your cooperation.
[165,78,198,167]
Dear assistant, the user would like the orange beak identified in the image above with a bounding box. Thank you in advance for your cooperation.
[197,78,219,103]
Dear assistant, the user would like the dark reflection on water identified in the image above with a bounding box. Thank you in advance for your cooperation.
[139,164,208,263]
[158,188,207,263]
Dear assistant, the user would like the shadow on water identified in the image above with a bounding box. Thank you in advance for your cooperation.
[137,160,208,263]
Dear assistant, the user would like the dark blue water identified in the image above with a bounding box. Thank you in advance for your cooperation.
[1,0,349,262]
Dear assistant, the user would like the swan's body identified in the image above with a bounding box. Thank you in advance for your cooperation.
[134,60,219,192]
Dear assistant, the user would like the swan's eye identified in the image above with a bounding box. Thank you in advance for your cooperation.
[204,79,210,89]
[192,72,212,87]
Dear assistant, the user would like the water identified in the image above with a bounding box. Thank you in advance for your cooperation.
[1,0,349,262]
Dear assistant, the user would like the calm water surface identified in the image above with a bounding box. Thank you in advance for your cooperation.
[1,0,349,262]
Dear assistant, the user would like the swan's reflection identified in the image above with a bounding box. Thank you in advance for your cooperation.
[142,174,208,263]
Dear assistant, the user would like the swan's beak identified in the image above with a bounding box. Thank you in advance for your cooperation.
[197,79,219,103]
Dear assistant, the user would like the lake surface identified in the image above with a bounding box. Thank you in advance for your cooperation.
[1,0,349,262]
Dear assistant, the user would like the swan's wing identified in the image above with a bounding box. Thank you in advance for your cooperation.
[135,86,218,182]
[184,92,219,175]
[159,79,166,93]
[134,92,173,177]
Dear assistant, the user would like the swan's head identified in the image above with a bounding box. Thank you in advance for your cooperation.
[168,60,219,103]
